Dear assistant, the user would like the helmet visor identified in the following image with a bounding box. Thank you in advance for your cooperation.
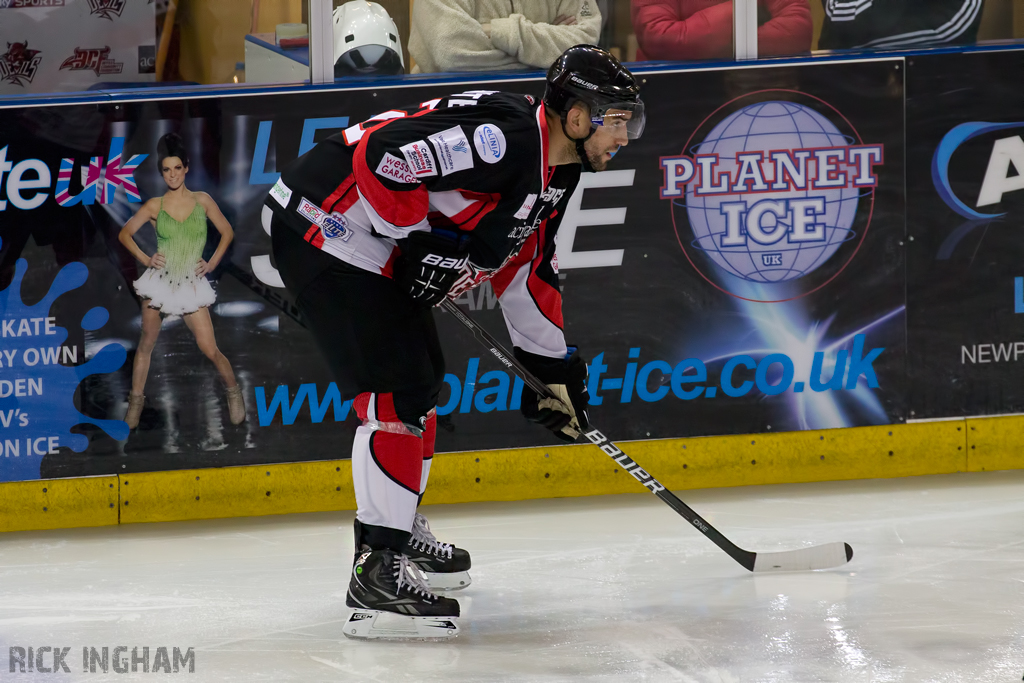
[590,100,646,140]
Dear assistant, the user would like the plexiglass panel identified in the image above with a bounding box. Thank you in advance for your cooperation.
[811,0,1019,54]
[0,0,312,95]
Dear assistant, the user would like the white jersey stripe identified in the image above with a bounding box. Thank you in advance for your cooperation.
[358,188,431,239]
[826,0,873,21]
[498,252,566,359]
[855,0,981,48]
[428,189,476,217]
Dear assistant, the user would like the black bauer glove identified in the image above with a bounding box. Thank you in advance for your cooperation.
[395,230,470,307]
[515,347,591,443]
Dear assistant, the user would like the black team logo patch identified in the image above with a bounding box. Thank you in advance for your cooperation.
[0,41,42,86]
[87,0,125,19]
[60,46,124,75]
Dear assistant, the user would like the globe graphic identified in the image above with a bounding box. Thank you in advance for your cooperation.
[684,101,860,283]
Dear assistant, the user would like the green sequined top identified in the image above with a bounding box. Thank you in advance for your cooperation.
[156,196,207,285]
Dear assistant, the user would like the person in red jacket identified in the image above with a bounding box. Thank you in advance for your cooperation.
[631,0,812,61]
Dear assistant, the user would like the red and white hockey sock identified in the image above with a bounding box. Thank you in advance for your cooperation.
[351,392,423,538]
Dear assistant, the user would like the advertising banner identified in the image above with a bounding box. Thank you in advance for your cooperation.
[905,49,1024,419]
[0,57,906,483]
[0,0,156,96]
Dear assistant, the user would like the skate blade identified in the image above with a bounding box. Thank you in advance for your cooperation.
[343,609,459,641]
[423,570,472,591]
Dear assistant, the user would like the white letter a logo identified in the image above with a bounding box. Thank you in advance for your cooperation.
[977,135,1024,207]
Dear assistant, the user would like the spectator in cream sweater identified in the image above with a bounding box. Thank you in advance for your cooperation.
[409,0,602,73]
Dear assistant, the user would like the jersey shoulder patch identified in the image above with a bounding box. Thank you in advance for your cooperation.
[428,126,474,176]
[399,140,437,178]
[513,193,537,219]
[473,123,506,164]
[375,153,419,185]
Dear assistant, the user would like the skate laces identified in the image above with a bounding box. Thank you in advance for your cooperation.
[410,514,454,559]
[394,553,439,601]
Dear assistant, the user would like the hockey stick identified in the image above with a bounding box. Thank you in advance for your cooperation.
[440,299,853,573]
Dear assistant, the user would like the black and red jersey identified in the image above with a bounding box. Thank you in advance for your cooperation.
[264,89,580,359]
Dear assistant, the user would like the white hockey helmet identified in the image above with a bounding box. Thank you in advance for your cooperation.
[333,1,404,77]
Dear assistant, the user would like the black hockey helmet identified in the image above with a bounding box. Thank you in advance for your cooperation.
[544,44,645,141]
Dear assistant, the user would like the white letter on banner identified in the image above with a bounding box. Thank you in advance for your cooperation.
[556,170,634,269]
[8,159,51,210]
[977,136,1024,207]
[660,157,694,197]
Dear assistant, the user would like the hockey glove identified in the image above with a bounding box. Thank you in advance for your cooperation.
[515,347,591,443]
[395,230,470,307]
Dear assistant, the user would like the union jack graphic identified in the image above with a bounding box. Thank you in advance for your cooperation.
[101,137,145,203]
[55,139,147,206]
[55,157,103,207]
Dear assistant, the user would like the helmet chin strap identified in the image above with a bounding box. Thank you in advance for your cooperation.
[575,136,596,173]
[561,118,596,172]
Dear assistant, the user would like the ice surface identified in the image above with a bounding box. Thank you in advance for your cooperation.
[1,471,1022,682]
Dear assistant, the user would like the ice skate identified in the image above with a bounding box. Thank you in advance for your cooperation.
[406,513,472,591]
[344,548,460,640]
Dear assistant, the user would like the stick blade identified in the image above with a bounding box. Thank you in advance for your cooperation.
[751,542,853,573]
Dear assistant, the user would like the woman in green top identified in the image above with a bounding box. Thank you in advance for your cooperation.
[118,133,245,429]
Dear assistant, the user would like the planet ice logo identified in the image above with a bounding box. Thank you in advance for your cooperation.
[660,92,884,302]
[688,102,857,283]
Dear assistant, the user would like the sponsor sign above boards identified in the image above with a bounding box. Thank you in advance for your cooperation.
[0,0,155,95]
[0,58,907,483]
[905,49,1024,418]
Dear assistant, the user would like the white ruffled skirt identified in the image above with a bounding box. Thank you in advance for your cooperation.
[133,267,216,315]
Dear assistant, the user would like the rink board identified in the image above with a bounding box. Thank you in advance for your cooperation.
[0,474,118,532]
[3,50,1024,530]
[2,415,1020,531]
[1,56,909,485]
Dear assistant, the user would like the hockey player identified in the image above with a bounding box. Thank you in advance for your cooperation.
[264,44,645,640]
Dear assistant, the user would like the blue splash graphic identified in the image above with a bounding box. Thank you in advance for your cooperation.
[688,277,903,431]
[0,258,128,482]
